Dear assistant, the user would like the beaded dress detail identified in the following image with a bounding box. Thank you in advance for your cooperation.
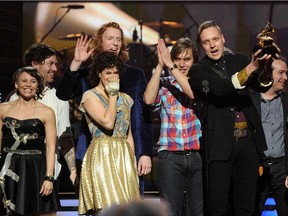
[0,117,59,215]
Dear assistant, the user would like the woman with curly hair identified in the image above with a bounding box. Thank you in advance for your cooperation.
[56,22,153,196]
[78,51,140,215]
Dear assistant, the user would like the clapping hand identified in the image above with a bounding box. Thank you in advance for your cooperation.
[157,39,174,68]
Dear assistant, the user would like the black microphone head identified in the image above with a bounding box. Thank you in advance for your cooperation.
[132,28,138,42]
[202,80,209,87]
[202,80,210,93]
[61,5,85,9]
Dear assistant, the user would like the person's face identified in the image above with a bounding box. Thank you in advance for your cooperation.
[200,26,225,60]
[173,49,194,76]
[32,55,57,85]
[101,27,122,56]
[99,66,119,87]
[271,59,288,93]
[15,71,38,100]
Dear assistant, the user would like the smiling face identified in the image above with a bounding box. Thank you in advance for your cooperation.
[32,55,57,86]
[270,59,288,93]
[15,71,38,100]
[199,26,225,60]
[101,27,122,56]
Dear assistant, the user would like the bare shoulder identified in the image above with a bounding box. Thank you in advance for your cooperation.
[83,89,95,98]
[0,102,13,117]
[82,89,101,103]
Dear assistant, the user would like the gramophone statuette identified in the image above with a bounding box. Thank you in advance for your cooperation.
[252,22,279,58]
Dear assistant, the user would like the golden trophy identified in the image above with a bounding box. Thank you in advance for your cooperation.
[252,21,279,58]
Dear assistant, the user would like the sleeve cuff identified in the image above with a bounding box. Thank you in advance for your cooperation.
[259,80,273,87]
[258,73,273,87]
[232,72,245,89]
[237,68,249,85]
[232,69,273,88]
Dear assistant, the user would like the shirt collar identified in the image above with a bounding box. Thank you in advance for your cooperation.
[261,92,282,103]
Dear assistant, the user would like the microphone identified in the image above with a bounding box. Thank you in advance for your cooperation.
[60,5,85,9]
[202,80,210,93]
[132,27,138,42]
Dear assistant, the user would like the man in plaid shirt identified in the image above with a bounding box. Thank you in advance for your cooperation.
[144,38,203,216]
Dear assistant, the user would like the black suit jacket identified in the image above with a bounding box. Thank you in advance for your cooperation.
[251,91,288,174]
[189,52,268,161]
[56,64,154,160]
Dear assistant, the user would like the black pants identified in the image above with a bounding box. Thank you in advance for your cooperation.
[208,135,260,216]
[256,157,288,216]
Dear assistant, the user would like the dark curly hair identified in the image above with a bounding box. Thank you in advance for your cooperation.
[13,66,45,100]
[88,51,125,88]
[23,43,56,66]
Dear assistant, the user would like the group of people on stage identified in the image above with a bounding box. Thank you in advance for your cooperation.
[0,18,287,216]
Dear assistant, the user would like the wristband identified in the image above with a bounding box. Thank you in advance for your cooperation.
[109,90,119,96]
[169,64,177,72]
[44,175,55,183]
[106,82,120,97]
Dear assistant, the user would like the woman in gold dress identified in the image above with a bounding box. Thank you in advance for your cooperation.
[78,51,140,215]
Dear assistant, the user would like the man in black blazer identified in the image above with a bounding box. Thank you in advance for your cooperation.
[188,20,273,216]
[56,22,153,195]
[251,57,288,216]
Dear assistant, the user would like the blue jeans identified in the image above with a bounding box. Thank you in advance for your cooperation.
[157,150,203,216]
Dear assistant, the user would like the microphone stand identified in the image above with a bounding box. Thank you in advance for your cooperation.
[180,4,199,28]
[139,20,143,44]
[139,20,144,70]
[180,4,201,52]
[202,87,210,216]
[40,8,71,42]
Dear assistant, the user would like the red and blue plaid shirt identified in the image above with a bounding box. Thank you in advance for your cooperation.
[154,76,201,152]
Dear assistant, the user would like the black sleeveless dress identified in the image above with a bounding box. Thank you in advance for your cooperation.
[0,117,59,215]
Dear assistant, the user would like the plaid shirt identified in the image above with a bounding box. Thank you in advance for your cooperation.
[154,76,201,152]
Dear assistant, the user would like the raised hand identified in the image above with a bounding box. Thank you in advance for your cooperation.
[157,41,164,68]
[272,42,281,59]
[70,35,95,72]
[74,35,94,63]
[158,38,174,68]
[252,49,272,68]
[245,48,272,77]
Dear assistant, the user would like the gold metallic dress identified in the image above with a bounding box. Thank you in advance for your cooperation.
[78,90,140,215]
